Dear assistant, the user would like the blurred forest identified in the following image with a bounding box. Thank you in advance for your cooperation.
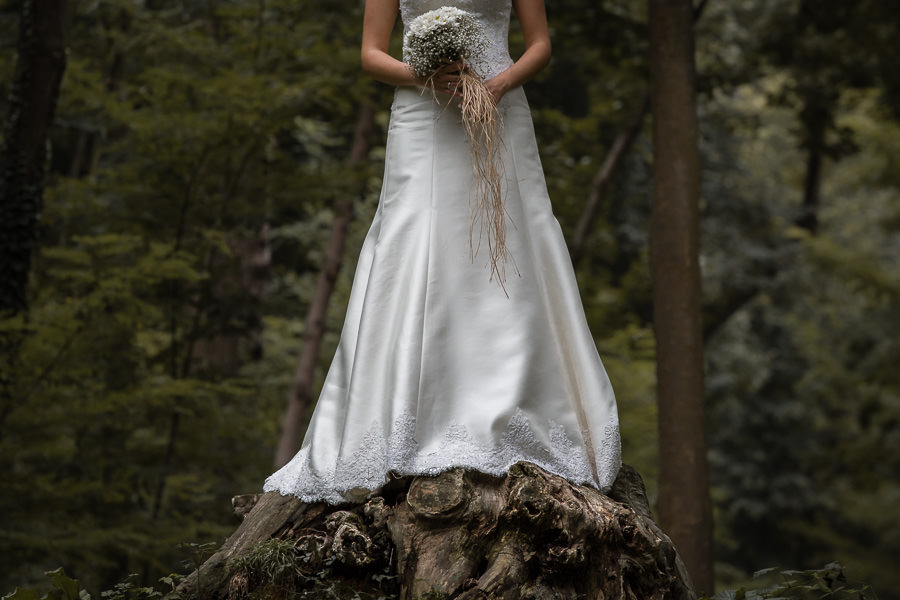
[1,0,898,597]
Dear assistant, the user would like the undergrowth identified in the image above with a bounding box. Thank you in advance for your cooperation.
[702,563,876,600]
[2,560,870,600]
[225,538,397,600]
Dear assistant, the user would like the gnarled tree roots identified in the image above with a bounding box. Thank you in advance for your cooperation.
[177,463,695,600]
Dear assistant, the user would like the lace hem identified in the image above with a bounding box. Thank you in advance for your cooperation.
[264,408,621,504]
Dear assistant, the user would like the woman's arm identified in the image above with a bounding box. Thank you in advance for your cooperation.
[360,0,548,99]
[360,0,417,86]
[486,0,552,102]
[361,0,464,92]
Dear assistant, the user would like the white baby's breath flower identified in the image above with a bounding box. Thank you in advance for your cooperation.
[402,6,487,78]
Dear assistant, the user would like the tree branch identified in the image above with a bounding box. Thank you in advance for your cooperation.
[273,102,376,468]
[569,93,649,267]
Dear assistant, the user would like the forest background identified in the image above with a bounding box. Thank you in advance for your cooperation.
[1,0,898,597]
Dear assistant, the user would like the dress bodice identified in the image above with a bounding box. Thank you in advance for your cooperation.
[400,0,515,80]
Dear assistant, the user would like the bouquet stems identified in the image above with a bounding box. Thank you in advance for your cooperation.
[454,70,510,290]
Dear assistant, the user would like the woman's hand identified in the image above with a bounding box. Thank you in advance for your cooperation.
[478,0,550,102]
[485,72,513,105]
[428,61,467,97]
[430,62,512,104]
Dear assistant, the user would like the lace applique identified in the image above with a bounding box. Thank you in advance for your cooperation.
[264,408,622,505]
[597,415,622,490]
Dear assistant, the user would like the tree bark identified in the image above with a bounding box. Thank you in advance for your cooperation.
[648,0,713,593]
[795,98,829,235]
[274,104,376,468]
[177,463,696,600]
[0,0,69,316]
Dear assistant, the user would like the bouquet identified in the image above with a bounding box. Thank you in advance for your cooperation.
[403,6,510,286]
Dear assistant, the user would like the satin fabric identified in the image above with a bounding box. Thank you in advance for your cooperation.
[264,87,621,504]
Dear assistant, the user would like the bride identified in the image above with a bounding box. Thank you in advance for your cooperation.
[264,0,621,504]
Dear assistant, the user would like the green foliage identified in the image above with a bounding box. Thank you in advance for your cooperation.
[697,4,900,596]
[226,538,398,600]
[227,538,305,596]
[2,569,81,600]
[1,569,184,600]
[2,0,899,597]
[703,563,874,600]
[1,0,374,593]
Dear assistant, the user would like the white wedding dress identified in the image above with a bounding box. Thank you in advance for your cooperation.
[264,0,621,504]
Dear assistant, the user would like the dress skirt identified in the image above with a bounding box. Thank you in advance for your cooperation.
[264,86,621,504]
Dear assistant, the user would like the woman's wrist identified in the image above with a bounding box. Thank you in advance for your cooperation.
[485,71,513,103]
[404,63,427,87]
[362,48,425,88]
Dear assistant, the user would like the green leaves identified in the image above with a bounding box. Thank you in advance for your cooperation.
[699,6,900,594]
[2,0,898,596]
[2,570,80,600]
[0,569,188,600]
[1,0,365,590]
[704,563,872,600]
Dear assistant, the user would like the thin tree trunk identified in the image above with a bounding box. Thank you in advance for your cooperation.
[648,0,713,593]
[274,104,376,468]
[569,93,649,267]
[796,102,827,235]
[798,146,821,234]
[0,0,69,316]
[0,0,69,425]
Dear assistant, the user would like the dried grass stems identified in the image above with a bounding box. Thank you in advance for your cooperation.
[421,69,516,294]
[404,6,517,292]
[457,72,517,293]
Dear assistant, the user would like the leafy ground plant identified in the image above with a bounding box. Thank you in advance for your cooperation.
[1,569,181,600]
[226,537,398,600]
[705,563,876,600]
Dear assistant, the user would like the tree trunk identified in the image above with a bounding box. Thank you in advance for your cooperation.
[273,104,376,469]
[795,99,829,235]
[177,463,696,600]
[569,93,649,267]
[190,226,272,373]
[648,0,713,593]
[0,0,69,316]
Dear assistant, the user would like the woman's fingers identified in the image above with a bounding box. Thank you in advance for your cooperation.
[435,60,466,75]
[432,61,467,95]
[431,75,460,95]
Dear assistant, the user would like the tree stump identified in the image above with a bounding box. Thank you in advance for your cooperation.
[176,463,695,599]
